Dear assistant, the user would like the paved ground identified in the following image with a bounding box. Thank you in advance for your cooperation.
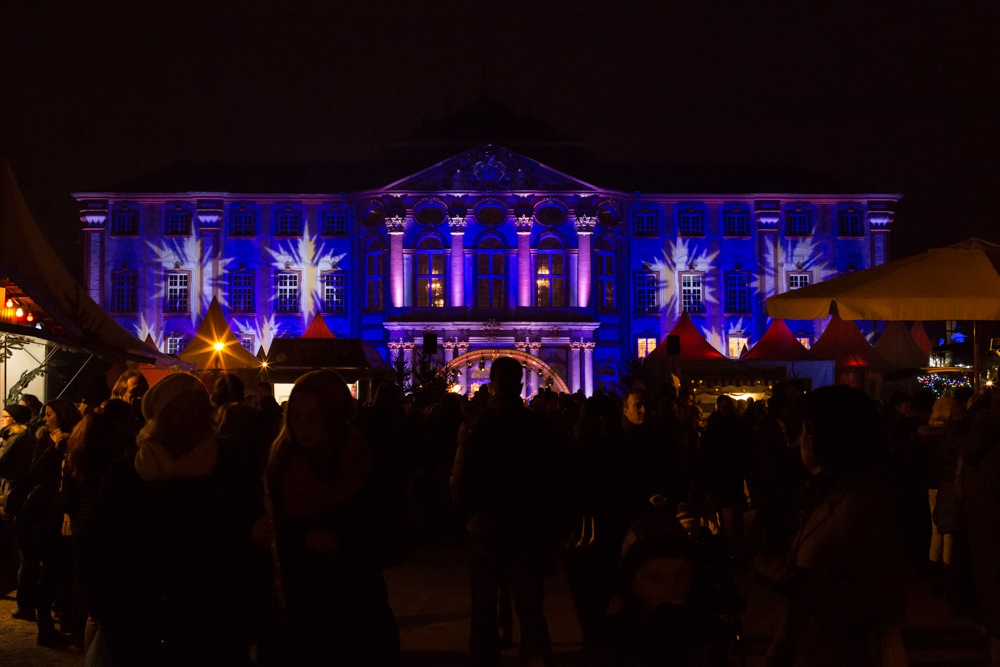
[0,539,990,666]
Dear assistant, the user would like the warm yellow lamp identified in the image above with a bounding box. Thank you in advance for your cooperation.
[213,342,225,351]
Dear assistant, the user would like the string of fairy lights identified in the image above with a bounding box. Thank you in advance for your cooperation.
[917,374,974,396]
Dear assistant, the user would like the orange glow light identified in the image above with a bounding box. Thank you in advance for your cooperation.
[213,342,225,351]
[5,299,12,308]
[15,308,23,318]
[26,313,33,322]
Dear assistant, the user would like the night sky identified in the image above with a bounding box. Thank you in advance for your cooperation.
[2,2,998,279]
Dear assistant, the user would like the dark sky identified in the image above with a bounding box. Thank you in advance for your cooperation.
[2,1,998,276]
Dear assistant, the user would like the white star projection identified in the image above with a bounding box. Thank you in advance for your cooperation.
[146,236,236,325]
[649,237,721,328]
[266,234,346,320]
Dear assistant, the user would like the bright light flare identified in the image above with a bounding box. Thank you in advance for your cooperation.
[213,342,225,351]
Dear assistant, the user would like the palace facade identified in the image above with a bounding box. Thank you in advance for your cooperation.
[74,144,898,395]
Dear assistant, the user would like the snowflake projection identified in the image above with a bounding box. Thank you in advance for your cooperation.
[266,233,346,319]
[649,237,721,338]
[145,236,237,327]
[137,313,160,350]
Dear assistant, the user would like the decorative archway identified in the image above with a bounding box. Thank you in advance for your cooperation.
[444,348,570,394]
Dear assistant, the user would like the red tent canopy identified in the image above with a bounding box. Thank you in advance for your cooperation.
[741,318,816,361]
[910,321,934,358]
[302,312,336,339]
[874,321,929,369]
[647,312,725,361]
[810,315,890,370]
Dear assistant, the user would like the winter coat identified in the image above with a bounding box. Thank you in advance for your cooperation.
[959,400,1000,636]
[919,421,963,534]
[699,412,753,507]
[0,424,35,517]
[762,470,908,667]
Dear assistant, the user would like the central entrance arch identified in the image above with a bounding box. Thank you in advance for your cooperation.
[444,348,570,395]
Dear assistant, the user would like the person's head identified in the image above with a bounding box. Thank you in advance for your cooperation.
[623,388,650,425]
[618,514,695,613]
[281,370,356,453]
[255,381,273,399]
[218,401,261,440]
[211,374,245,408]
[716,394,736,417]
[65,406,134,482]
[487,357,523,398]
[138,373,216,458]
[78,376,111,415]
[929,397,962,426]
[1,404,32,432]
[112,370,149,404]
[800,385,879,476]
[44,397,81,435]
[18,394,42,416]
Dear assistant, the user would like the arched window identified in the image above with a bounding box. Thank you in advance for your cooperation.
[594,237,615,310]
[415,237,446,307]
[476,237,505,308]
[365,238,386,310]
[536,237,565,307]
[598,364,618,394]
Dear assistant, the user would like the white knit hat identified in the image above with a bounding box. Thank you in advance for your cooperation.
[141,373,204,422]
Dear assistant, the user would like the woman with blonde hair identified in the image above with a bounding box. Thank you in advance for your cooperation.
[267,369,400,665]
[81,373,256,666]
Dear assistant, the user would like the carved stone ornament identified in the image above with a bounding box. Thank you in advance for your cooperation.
[582,341,596,350]
[448,215,467,232]
[386,215,406,235]
[575,215,596,235]
[515,214,533,235]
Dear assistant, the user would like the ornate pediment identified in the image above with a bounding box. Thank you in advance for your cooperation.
[382,144,601,194]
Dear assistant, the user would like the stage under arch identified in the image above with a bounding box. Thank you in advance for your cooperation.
[443,347,570,395]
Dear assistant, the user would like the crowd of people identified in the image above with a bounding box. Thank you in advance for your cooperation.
[0,361,998,666]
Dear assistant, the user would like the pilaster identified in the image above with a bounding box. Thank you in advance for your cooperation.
[387,215,405,308]
[449,216,466,307]
[516,215,532,307]
[575,215,595,308]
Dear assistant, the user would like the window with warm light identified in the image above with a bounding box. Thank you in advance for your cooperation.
[728,335,750,358]
[681,273,704,313]
[635,273,657,313]
[595,238,615,310]
[536,237,565,307]
[164,273,189,312]
[476,237,505,308]
[796,336,811,349]
[276,273,299,312]
[112,272,137,313]
[637,337,658,358]
[366,238,386,310]
[323,272,347,313]
[415,237,446,308]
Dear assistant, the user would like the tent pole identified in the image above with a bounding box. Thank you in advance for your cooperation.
[974,320,981,392]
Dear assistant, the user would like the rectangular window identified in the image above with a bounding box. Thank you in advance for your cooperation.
[786,212,811,235]
[728,335,750,359]
[112,211,137,235]
[231,211,256,235]
[323,211,347,236]
[164,273,189,312]
[239,335,254,354]
[838,212,863,236]
[796,336,811,349]
[634,213,657,236]
[725,273,749,313]
[724,212,748,236]
[681,274,704,313]
[788,273,810,290]
[165,210,191,235]
[275,211,301,236]
[324,273,347,313]
[635,274,658,313]
[637,337,658,359]
[366,249,385,310]
[112,272,137,312]
[679,212,703,236]
[166,336,186,355]
[277,273,299,312]
[230,273,254,312]
[596,252,615,310]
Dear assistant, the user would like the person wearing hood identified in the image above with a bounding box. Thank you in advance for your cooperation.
[80,373,257,666]
[0,403,36,619]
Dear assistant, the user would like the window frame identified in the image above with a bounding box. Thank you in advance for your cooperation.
[365,238,387,311]
[323,271,348,313]
[321,210,349,236]
[163,271,191,313]
[678,209,704,236]
[230,210,257,236]
[111,271,138,313]
[535,236,567,308]
[787,271,812,291]
[275,271,301,313]
[723,210,750,237]
[164,209,192,235]
[165,335,187,356]
[274,209,302,237]
[635,272,658,314]
[238,334,255,354]
[597,363,618,394]
[723,272,751,314]
[414,236,447,308]
[796,335,812,350]
[785,211,812,236]
[594,237,616,311]
[837,211,864,237]
[679,271,705,314]
[475,237,506,309]
[229,272,255,313]
[636,337,658,358]
[633,211,658,237]
[727,335,751,359]
[111,209,138,236]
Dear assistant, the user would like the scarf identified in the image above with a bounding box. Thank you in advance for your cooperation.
[134,434,218,482]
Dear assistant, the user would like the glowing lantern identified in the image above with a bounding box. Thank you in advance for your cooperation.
[15,308,23,318]
[26,313,33,322]
[5,299,12,308]
[213,342,225,351]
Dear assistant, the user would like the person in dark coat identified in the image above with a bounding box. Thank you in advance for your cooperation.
[451,357,561,667]
[620,388,686,516]
[919,399,964,597]
[699,395,752,550]
[0,403,36,615]
[267,370,401,666]
[80,373,257,666]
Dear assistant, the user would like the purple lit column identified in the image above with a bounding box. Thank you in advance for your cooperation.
[516,215,532,307]
[80,209,106,305]
[403,341,416,387]
[388,216,405,308]
[449,216,466,307]
[582,341,594,396]
[575,216,595,308]
[529,343,541,396]
[569,342,581,393]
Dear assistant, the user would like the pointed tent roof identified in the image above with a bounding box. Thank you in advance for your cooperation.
[911,321,934,358]
[256,346,267,362]
[143,334,158,352]
[0,163,160,363]
[874,321,930,370]
[810,315,890,370]
[647,312,726,361]
[178,297,261,371]
[742,319,818,361]
[301,312,335,339]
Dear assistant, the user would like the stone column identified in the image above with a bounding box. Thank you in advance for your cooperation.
[528,342,541,396]
[80,208,107,306]
[403,341,416,388]
[569,341,582,394]
[387,215,405,308]
[449,216,466,307]
[443,340,455,364]
[575,216,595,308]
[456,342,470,394]
[516,215,532,307]
[582,341,595,396]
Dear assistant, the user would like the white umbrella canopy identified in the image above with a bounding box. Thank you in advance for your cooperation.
[766,238,1000,321]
